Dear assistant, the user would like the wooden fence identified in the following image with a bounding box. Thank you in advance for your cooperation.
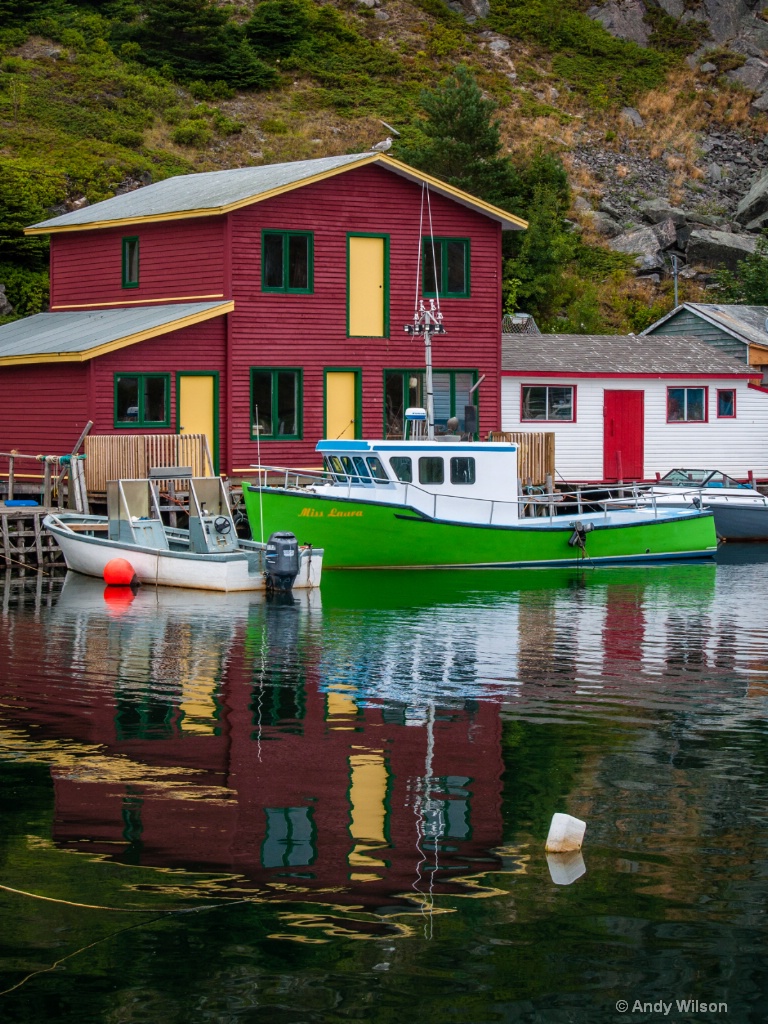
[84,434,214,493]
[488,431,555,487]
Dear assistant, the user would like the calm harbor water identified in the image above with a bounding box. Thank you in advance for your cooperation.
[1,550,767,1023]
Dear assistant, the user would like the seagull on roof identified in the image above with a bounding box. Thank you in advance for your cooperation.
[371,136,393,152]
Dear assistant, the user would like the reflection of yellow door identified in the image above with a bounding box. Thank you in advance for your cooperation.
[348,236,385,337]
[178,374,215,473]
[326,371,357,440]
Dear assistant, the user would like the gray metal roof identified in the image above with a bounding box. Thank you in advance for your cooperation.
[28,153,376,231]
[0,302,229,362]
[501,333,751,375]
[27,152,527,233]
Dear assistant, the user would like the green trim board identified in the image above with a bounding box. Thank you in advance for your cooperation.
[114,372,170,428]
[324,368,363,440]
[261,230,314,294]
[243,485,718,569]
[346,232,390,338]
[122,236,139,289]
[422,237,470,298]
[175,370,221,474]
[250,367,303,440]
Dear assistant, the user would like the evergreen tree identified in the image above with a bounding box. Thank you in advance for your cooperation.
[245,0,313,58]
[398,65,522,211]
[714,234,768,304]
[399,65,574,323]
[129,0,276,88]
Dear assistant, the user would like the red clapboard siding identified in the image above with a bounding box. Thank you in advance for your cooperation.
[0,363,90,457]
[226,163,502,469]
[91,317,228,466]
[50,219,226,309]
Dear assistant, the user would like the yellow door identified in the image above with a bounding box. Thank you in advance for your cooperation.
[178,374,215,474]
[326,371,357,440]
[348,236,386,337]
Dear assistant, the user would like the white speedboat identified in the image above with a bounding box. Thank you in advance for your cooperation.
[647,469,768,540]
[44,475,322,592]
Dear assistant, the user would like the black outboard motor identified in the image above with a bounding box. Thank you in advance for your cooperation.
[265,531,300,590]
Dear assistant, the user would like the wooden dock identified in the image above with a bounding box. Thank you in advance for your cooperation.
[0,506,63,569]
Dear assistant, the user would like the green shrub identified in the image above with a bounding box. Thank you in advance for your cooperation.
[212,111,244,136]
[261,116,289,134]
[0,263,49,318]
[171,118,213,146]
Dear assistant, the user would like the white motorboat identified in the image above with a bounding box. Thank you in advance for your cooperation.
[646,469,768,540]
[44,475,322,591]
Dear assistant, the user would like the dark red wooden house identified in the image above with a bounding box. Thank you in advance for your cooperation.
[0,153,525,476]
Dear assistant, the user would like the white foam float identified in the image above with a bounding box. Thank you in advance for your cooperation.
[545,812,586,853]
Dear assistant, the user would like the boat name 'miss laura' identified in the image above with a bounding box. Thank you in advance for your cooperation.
[243,438,718,570]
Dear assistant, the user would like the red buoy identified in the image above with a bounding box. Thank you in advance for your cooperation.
[103,557,138,586]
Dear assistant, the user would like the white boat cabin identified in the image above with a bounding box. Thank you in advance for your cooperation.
[314,439,522,525]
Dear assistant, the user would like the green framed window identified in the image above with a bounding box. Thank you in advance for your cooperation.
[262,231,313,293]
[251,368,302,439]
[422,237,470,298]
[384,369,478,437]
[122,236,139,289]
[114,373,170,427]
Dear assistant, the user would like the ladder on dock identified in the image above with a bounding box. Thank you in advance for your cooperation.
[0,507,63,569]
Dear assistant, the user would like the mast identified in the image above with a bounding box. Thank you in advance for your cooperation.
[404,299,445,441]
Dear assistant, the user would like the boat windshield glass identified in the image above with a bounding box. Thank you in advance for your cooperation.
[390,456,412,482]
[661,469,743,488]
[352,457,372,484]
[324,455,347,481]
[366,457,389,483]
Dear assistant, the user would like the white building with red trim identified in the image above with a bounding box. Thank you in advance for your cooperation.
[500,333,768,483]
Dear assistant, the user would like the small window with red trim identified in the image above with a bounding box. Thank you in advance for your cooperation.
[522,385,574,421]
[717,389,736,418]
[667,387,707,423]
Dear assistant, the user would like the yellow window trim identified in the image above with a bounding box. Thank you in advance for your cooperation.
[25,154,528,235]
[51,294,225,310]
[0,301,233,367]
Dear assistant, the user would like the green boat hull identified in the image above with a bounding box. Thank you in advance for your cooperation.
[244,486,718,569]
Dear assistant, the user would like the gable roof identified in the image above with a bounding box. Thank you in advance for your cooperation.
[0,301,232,366]
[501,333,753,376]
[643,303,768,348]
[25,153,527,235]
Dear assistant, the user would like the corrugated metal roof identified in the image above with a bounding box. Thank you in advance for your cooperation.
[27,153,528,234]
[0,302,229,361]
[28,153,376,230]
[501,333,751,374]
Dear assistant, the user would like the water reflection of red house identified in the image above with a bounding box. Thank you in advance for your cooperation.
[34,628,504,908]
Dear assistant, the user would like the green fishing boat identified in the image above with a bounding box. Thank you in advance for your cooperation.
[243,438,718,569]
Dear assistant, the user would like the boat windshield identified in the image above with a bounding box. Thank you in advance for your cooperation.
[324,455,347,482]
[366,457,389,483]
[660,469,744,488]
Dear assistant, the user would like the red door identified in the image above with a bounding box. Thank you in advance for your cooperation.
[603,390,644,481]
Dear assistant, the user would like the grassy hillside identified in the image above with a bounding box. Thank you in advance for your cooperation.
[0,0,759,329]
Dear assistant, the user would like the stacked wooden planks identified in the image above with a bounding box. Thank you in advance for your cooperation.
[84,434,213,493]
[488,431,555,487]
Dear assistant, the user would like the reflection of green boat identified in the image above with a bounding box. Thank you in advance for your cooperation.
[317,561,718,609]
[244,440,718,570]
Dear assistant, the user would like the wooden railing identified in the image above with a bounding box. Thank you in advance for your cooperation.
[84,434,213,493]
[487,431,555,487]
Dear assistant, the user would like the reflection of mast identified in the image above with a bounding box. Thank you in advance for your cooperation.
[411,701,443,938]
